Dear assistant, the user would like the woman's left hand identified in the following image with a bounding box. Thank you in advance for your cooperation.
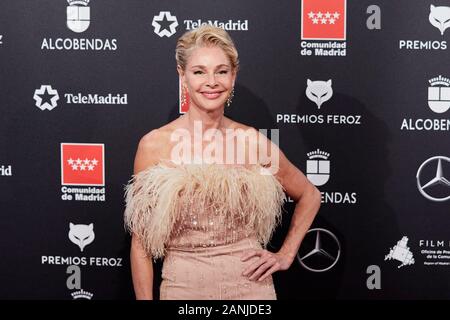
[241,249,294,281]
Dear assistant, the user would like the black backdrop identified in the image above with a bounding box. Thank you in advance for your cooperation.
[1,0,449,300]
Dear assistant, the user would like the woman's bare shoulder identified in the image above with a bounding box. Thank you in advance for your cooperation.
[134,119,183,173]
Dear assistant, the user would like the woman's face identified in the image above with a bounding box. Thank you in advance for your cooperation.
[180,45,236,112]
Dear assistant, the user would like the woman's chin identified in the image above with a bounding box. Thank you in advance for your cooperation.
[192,102,225,112]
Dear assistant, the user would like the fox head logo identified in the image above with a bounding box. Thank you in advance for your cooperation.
[306,79,333,109]
[429,5,450,36]
[68,223,95,252]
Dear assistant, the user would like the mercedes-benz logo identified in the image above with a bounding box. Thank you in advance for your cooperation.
[297,228,340,272]
[416,156,450,202]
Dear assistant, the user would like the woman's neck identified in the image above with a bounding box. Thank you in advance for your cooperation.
[183,106,225,133]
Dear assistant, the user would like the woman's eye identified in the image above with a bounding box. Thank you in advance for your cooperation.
[218,70,228,74]
[193,70,204,75]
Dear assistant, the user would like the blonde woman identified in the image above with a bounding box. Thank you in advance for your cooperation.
[124,25,321,300]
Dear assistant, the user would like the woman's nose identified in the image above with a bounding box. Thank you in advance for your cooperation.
[206,73,217,86]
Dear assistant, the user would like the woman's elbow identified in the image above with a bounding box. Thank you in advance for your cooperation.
[310,184,322,212]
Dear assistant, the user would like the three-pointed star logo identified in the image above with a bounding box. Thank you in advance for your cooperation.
[416,156,450,202]
[297,228,341,272]
[152,11,178,37]
[34,85,59,110]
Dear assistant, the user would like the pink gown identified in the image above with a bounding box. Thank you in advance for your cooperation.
[124,162,286,300]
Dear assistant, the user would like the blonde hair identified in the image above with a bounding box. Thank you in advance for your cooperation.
[175,25,239,72]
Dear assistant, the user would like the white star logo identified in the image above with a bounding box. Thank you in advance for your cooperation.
[152,11,178,38]
[33,85,59,111]
[69,157,99,172]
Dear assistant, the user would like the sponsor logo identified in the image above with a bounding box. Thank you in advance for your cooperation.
[366,5,381,30]
[277,78,362,126]
[305,149,357,204]
[34,85,60,111]
[66,265,94,300]
[385,236,415,268]
[416,156,450,202]
[297,228,341,272]
[420,239,450,266]
[152,11,178,37]
[61,143,106,201]
[429,4,450,36]
[34,85,127,110]
[152,11,249,38]
[399,5,448,51]
[68,223,95,252]
[401,76,450,131]
[41,0,118,51]
[301,0,347,57]
[42,223,123,268]
[184,19,248,31]
[428,75,450,113]
[306,79,333,109]
[306,149,330,186]
[66,0,90,33]
[385,236,450,268]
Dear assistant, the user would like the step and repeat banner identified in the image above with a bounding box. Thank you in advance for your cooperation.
[0,0,449,299]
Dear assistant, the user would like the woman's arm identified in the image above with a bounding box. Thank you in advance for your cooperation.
[130,234,154,300]
[242,131,321,281]
[128,129,164,299]
[273,150,321,264]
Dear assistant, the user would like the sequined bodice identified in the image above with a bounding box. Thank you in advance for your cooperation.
[124,162,286,259]
[167,195,254,250]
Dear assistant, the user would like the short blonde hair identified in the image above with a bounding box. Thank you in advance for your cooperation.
[175,25,239,72]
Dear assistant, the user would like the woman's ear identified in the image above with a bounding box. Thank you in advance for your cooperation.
[177,65,185,84]
[232,70,237,87]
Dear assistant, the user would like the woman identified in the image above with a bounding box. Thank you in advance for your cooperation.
[124,25,321,300]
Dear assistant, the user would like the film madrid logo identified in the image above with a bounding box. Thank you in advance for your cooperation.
[386,236,450,268]
[399,5,448,51]
[400,75,450,131]
[60,143,105,202]
[301,0,347,57]
[306,149,357,204]
[41,0,118,51]
[276,79,362,126]
[151,11,248,38]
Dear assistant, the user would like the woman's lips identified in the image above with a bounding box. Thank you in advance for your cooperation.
[201,91,223,99]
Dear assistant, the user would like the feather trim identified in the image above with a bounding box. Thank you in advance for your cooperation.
[124,162,286,259]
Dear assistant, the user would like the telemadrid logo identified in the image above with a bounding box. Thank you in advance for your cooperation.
[416,156,450,202]
[152,11,179,37]
[33,85,128,110]
[34,85,60,110]
[151,11,249,38]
